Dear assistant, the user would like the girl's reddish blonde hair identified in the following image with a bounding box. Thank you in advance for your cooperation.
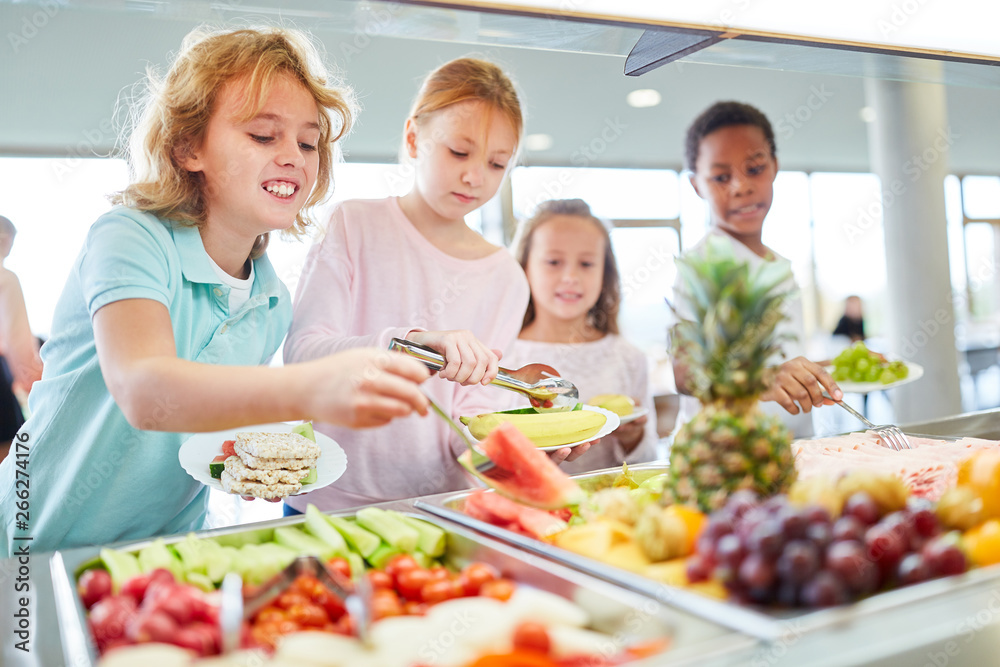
[408,57,523,150]
[513,199,621,335]
[114,26,354,257]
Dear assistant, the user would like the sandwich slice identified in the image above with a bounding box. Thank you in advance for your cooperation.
[220,471,302,499]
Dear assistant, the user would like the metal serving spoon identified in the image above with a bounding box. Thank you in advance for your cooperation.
[389,337,579,413]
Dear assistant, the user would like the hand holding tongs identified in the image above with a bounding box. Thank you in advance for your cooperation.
[389,337,579,413]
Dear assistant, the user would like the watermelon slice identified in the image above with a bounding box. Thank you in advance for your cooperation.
[222,440,237,458]
[463,490,568,539]
[460,421,585,509]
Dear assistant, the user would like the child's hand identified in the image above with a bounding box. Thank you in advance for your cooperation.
[306,348,430,427]
[761,356,842,415]
[406,330,502,386]
[549,440,596,464]
[614,414,647,453]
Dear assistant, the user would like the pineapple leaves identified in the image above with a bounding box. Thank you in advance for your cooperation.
[672,234,797,400]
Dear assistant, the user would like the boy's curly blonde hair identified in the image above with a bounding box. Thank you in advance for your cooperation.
[114,26,354,257]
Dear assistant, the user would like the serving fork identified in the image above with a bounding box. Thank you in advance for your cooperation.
[822,391,913,450]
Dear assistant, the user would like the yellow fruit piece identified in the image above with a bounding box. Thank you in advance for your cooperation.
[958,451,1000,520]
[553,519,632,560]
[644,558,689,586]
[964,519,1000,567]
[589,394,635,417]
[602,541,653,573]
[663,504,707,555]
[464,410,607,448]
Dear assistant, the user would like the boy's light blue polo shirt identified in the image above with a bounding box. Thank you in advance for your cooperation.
[0,207,291,556]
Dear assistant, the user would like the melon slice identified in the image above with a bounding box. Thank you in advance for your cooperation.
[463,490,568,539]
[459,421,585,509]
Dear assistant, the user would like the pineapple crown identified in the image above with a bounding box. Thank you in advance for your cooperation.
[670,235,795,403]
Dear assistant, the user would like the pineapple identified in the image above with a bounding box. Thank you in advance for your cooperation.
[667,236,797,512]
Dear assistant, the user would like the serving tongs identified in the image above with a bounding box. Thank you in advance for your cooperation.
[219,556,373,652]
[390,337,579,412]
[423,389,574,510]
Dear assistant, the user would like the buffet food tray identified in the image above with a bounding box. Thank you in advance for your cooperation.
[415,465,1000,651]
[49,500,752,667]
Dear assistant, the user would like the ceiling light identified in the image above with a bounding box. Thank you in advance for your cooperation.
[859,106,877,123]
[626,89,662,108]
[524,133,554,151]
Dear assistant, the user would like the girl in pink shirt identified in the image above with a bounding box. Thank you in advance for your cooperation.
[285,58,566,510]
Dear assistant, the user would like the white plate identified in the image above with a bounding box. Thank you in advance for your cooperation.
[498,405,621,452]
[178,422,347,496]
[617,406,650,425]
[827,361,924,394]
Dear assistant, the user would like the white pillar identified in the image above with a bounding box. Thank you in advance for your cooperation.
[864,61,963,422]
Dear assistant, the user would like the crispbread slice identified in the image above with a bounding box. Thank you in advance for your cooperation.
[234,443,317,471]
[236,431,321,459]
[224,456,310,485]
[220,471,302,499]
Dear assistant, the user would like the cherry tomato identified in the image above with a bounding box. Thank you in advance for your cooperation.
[253,606,287,625]
[421,579,459,605]
[458,562,499,596]
[426,566,451,583]
[275,591,310,610]
[384,554,420,583]
[276,619,301,635]
[326,557,351,581]
[403,600,428,616]
[371,589,404,620]
[512,621,551,654]
[366,570,393,590]
[312,590,346,620]
[479,578,515,602]
[249,621,281,649]
[291,575,324,599]
[334,613,355,636]
[287,603,328,628]
[396,568,432,601]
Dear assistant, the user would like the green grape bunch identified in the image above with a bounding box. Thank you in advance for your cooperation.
[831,341,910,384]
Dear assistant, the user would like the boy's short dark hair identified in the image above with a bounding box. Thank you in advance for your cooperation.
[685,101,777,172]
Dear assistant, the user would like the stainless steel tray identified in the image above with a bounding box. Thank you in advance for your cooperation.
[415,465,1000,652]
[50,500,751,667]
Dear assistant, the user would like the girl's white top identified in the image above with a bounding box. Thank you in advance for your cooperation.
[496,333,660,474]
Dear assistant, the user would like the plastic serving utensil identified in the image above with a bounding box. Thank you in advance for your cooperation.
[389,337,579,412]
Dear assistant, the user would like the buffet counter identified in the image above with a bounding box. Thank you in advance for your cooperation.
[5,407,1000,667]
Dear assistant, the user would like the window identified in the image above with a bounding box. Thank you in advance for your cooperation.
[0,157,129,337]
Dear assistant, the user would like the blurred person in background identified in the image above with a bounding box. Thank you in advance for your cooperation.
[0,215,43,463]
[833,295,866,343]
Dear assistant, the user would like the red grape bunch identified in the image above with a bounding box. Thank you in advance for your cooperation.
[686,490,967,608]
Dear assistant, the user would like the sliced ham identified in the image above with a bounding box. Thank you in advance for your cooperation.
[794,432,999,500]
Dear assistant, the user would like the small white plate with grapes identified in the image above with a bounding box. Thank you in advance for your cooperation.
[827,343,924,394]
